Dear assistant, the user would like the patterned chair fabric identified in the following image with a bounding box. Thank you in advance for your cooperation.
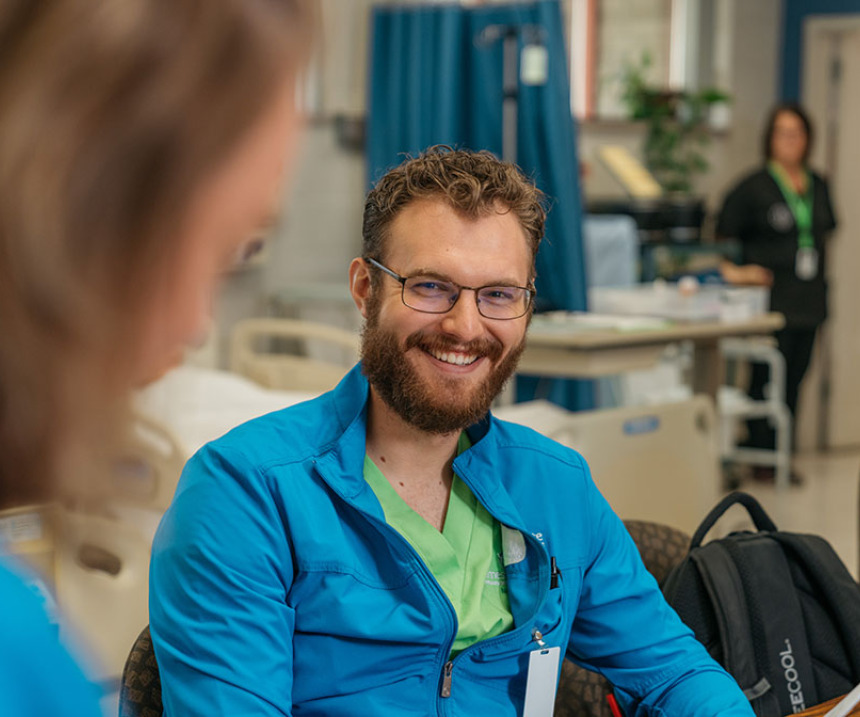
[119,625,162,717]
[554,520,691,716]
[621,520,691,587]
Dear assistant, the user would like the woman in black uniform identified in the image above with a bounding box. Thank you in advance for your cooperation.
[717,103,837,472]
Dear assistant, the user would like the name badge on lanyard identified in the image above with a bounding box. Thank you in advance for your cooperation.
[795,246,818,281]
[768,162,817,281]
[523,629,561,717]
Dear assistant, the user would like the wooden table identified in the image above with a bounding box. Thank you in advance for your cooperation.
[790,693,860,716]
[518,312,785,402]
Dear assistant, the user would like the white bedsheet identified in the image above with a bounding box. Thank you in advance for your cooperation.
[134,365,317,456]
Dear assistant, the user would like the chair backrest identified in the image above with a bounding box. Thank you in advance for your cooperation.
[554,520,692,717]
[230,318,360,393]
[620,519,691,587]
[119,625,162,717]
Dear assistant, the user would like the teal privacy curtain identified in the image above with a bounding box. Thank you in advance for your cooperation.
[367,0,593,410]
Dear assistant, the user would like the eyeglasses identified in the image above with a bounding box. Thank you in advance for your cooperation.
[365,257,534,320]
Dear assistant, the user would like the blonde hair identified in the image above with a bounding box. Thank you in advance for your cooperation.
[0,0,314,506]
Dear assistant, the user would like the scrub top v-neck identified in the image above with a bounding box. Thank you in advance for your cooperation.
[363,432,513,656]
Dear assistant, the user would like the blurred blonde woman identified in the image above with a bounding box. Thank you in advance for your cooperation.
[0,0,313,713]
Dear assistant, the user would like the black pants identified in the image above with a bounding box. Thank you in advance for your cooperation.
[745,327,818,451]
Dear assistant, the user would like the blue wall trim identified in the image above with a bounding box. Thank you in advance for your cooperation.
[781,0,860,100]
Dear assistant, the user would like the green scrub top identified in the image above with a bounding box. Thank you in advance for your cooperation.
[364,433,513,656]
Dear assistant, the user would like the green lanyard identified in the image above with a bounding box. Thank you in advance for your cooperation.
[768,161,814,249]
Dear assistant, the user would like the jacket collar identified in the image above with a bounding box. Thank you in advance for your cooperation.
[314,363,524,529]
[313,364,372,502]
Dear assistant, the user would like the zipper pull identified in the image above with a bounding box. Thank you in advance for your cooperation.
[440,661,453,698]
[550,556,559,589]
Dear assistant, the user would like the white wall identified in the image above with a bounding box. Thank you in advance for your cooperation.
[579,0,783,215]
[263,122,366,292]
[209,120,366,367]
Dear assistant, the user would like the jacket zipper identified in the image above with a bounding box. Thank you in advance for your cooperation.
[436,529,551,706]
[368,516,461,704]
[431,462,553,704]
[315,461,552,711]
[440,661,453,697]
[320,489,460,706]
[362,508,551,706]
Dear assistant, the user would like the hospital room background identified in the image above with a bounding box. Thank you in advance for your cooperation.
[2,1,859,714]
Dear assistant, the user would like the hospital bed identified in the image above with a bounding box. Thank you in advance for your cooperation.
[495,397,721,535]
[229,317,360,393]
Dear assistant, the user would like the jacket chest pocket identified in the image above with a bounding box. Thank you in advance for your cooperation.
[483,562,581,663]
[535,564,579,647]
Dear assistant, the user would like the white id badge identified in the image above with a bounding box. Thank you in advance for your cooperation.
[796,246,818,280]
[523,646,561,717]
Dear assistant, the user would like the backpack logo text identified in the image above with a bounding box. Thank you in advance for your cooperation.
[779,639,806,713]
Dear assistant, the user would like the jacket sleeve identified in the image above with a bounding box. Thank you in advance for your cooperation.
[716,177,752,243]
[566,465,754,716]
[149,443,295,716]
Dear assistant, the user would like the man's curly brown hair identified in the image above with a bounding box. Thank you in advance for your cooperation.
[362,146,546,273]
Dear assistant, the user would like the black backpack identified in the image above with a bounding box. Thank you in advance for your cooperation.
[662,491,860,717]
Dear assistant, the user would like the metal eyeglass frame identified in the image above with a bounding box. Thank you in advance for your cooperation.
[364,256,535,320]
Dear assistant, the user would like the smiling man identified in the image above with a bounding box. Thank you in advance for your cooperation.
[149,147,753,716]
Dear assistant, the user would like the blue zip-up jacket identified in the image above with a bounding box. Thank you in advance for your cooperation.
[0,559,102,716]
[150,365,753,716]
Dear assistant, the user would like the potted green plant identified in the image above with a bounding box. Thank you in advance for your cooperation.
[620,53,730,241]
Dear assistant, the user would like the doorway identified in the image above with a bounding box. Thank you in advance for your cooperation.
[798,16,860,451]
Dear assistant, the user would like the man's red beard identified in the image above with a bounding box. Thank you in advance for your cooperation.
[360,300,526,434]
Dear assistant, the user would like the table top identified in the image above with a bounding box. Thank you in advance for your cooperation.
[790,693,860,716]
[526,312,785,350]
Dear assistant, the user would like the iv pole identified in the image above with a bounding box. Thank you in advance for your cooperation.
[502,27,519,164]
[476,24,547,164]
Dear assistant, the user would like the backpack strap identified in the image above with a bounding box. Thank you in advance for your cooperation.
[690,492,779,548]
[732,534,817,714]
[692,543,764,698]
[772,532,860,680]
